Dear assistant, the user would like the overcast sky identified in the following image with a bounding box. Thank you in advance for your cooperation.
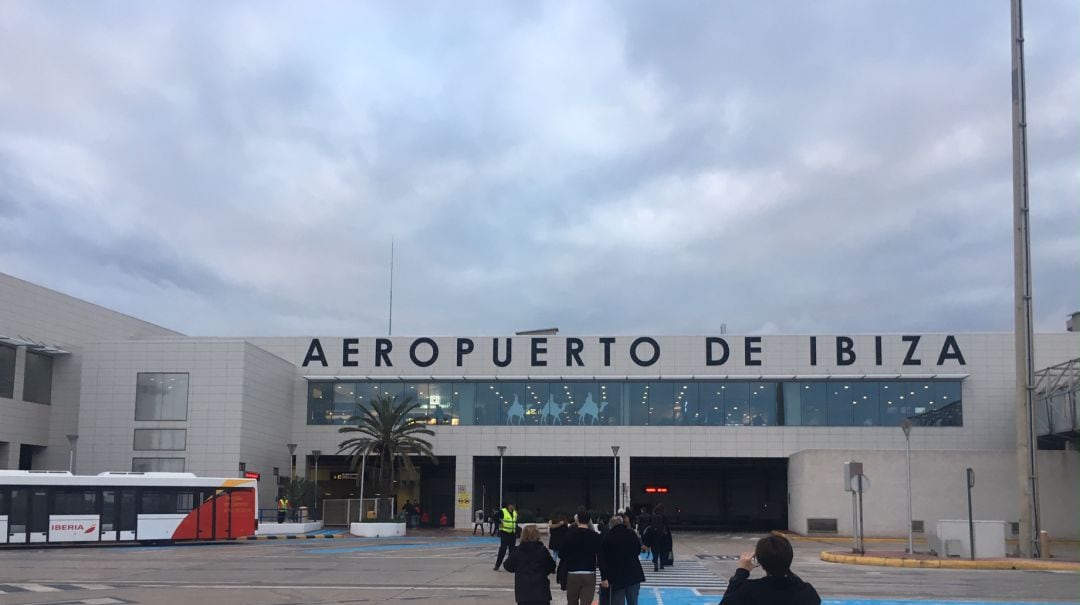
[1,1,1076,337]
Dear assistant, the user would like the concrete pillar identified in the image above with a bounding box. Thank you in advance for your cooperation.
[454,454,474,529]
[12,346,25,401]
[0,442,17,470]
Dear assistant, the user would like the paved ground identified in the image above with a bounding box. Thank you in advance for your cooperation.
[0,531,1076,605]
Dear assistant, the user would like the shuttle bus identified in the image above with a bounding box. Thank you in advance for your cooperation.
[0,471,258,545]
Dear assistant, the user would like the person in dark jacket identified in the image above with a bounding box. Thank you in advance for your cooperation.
[600,516,646,605]
[642,504,671,572]
[719,534,821,605]
[504,524,557,605]
[548,514,569,559]
[559,511,603,605]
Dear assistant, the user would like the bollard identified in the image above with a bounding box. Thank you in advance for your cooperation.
[1039,530,1052,559]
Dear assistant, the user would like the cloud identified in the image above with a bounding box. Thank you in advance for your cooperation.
[0,0,1076,338]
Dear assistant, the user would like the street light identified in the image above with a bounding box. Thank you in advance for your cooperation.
[901,419,914,554]
[358,441,371,521]
[312,449,322,520]
[497,446,507,509]
[611,445,621,515]
[66,434,78,473]
[287,443,297,479]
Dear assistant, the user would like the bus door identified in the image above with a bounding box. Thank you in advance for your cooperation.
[0,489,10,544]
[101,490,118,541]
[118,489,137,541]
[196,490,215,539]
[214,489,233,539]
[29,488,48,543]
[8,488,28,544]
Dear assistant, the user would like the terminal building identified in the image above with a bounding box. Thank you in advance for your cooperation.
[2,272,1078,537]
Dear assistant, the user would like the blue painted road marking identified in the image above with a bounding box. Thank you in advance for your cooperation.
[312,537,497,555]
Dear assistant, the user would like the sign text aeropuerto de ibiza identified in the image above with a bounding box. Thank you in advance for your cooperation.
[301,335,966,369]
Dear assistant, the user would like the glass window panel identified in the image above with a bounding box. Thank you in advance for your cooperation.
[135,373,189,421]
[354,383,381,416]
[474,382,502,425]
[22,352,53,404]
[453,382,475,425]
[133,429,187,451]
[597,382,624,426]
[375,382,405,405]
[749,382,779,426]
[697,382,725,426]
[781,383,802,426]
[647,382,675,426]
[672,382,696,425]
[827,381,855,426]
[800,382,827,426]
[627,382,649,426]
[571,382,614,426]
[54,489,97,515]
[428,382,456,425]
[852,382,880,426]
[932,381,963,426]
[551,381,578,425]
[880,381,904,423]
[0,344,14,399]
[132,457,185,473]
[724,383,750,426]
[404,382,429,422]
[526,382,555,424]
[499,382,530,425]
[330,382,358,425]
[307,382,332,425]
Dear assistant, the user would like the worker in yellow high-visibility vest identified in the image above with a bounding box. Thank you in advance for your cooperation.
[493,501,518,571]
[277,496,289,523]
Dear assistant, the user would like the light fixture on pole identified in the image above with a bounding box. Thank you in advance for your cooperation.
[901,419,914,554]
[312,449,322,519]
[358,441,371,521]
[497,446,507,509]
[66,434,79,473]
[611,445,621,515]
[287,443,297,479]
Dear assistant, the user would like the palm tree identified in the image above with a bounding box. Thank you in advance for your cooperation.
[337,393,437,517]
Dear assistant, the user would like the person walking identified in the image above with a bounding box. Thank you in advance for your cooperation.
[402,500,414,528]
[489,507,501,536]
[642,504,671,572]
[719,534,820,605]
[473,509,487,535]
[493,502,519,571]
[559,511,603,605]
[547,513,569,559]
[503,525,557,605]
[600,515,646,605]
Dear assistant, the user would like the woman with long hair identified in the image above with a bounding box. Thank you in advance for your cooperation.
[503,524,557,605]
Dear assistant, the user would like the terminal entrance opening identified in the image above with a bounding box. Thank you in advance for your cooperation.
[631,457,787,531]
[310,455,455,526]
[473,457,616,523]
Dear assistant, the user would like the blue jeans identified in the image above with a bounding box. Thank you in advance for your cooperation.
[611,583,640,605]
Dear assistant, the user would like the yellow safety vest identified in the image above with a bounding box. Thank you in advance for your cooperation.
[499,508,518,534]
[278,498,289,511]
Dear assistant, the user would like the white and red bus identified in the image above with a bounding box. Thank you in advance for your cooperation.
[0,471,258,545]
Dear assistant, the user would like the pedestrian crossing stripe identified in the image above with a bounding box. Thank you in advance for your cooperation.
[0,583,115,594]
[595,560,728,589]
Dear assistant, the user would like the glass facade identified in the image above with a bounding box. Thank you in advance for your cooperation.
[135,373,189,421]
[132,457,186,472]
[0,344,14,399]
[133,429,187,451]
[307,379,963,427]
[22,351,53,404]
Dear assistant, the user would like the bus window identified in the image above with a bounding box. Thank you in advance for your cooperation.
[102,490,116,533]
[54,489,98,515]
[119,490,136,533]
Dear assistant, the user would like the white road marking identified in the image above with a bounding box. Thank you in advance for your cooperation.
[10,583,62,592]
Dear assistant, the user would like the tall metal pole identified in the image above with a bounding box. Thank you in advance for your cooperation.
[287,443,297,479]
[312,449,322,520]
[1010,0,1041,559]
[359,442,369,520]
[902,420,914,554]
[497,446,506,509]
[388,238,394,336]
[611,446,620,515]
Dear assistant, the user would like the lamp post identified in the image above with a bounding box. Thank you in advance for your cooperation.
[287,443,297,479]
[901,420,914,554]
[312,449,322,520]
[611,445,620,515]
[497,446,507,509]
[358,441,371,520]
[66,434,78,473]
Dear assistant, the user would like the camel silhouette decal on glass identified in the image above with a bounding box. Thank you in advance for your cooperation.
[540,394,568,425]
[505,395,526,425]
[576,393,608,425]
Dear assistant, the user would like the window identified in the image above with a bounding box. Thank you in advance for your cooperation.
[827,382,855,426]
[133,429,187,451]
[308,382,332,424]
[22,351,53,404]
[749,382,779,426]
[696,383,727,426]
[0,344,14,399]
[53,489,98,515]
[724,383,750,426]
[135,373,189,420]
[140,489,194,514]
[132,457,185,472]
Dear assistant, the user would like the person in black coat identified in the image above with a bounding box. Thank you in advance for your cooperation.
[503,525,556,605]
[642,504,671,571]
[600,516,646,605]
[719,534,821,605]
[547,514,569,559]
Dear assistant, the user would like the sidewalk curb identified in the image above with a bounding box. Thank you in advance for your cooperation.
[774,530,1080,547]
[240,534,348,541]
[820,550,1080,571]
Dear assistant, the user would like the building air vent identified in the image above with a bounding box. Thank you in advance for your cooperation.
[1011,522,1020,535]
[807,518,838,533]
[912,520,925,533]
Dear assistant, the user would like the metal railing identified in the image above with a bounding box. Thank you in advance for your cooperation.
[321,497,397,526]
[259,508,314,524]
[1034,358,1080,441]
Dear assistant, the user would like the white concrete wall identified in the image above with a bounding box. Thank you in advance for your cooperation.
[788,449,1080,539]
[238,343,297,511]
[0,272,178,470]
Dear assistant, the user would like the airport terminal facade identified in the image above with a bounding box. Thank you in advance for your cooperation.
[2,272,1078,537]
